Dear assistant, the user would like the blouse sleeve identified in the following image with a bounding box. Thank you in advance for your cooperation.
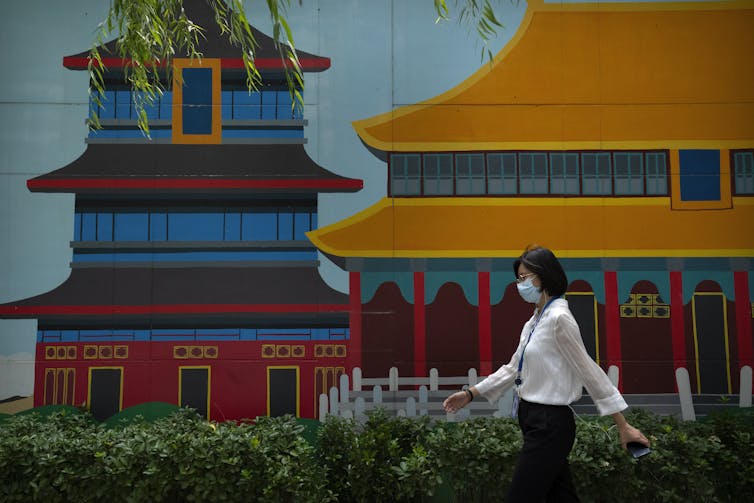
[553,312,627,416]
[473,328,527,404]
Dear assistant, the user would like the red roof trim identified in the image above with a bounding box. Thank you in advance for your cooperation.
[62,56,331,71]
[0,304,350,316]
[27,178,363,191]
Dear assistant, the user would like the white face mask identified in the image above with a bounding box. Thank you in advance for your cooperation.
[516,277,542,304]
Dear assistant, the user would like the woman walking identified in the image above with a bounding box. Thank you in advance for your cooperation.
[443,245,649,502]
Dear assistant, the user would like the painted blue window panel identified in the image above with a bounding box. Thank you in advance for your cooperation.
[73,213,82,241]
[168,212,224,241]
[233,90,261,119]
[311,328,330,340]
[261,90,277,119]
[734,151,754,194]
[97,213,113,241]
[294,212,311,240]
[182,68,213,134]
[311,212,318,230]
[519,153,549,194]
[679,150,720,201]
[72,251,318,263]
[115,90,131,119]
[81,213,97,241]
[149,212,167,241]
[114,213,149,241]
[88,129,172,139]
[92,90,116,120]
[240,329,258,340]
[277,90,293,119]
[221,90,233,120]
[221,129,304,138]
[196,328,240,341]
[60,330,79,342]
[292,100,304,120]
[224,212,241,241]
[132,92,159,120]
[645,152,668,195]
[278,212,294,240]
[243,211,277,240]
[159,91,173,119]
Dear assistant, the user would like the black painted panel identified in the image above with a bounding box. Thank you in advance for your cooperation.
[90,368,121,421]
[269,368,297,417]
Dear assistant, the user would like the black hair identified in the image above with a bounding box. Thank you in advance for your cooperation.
[512,245,568,298]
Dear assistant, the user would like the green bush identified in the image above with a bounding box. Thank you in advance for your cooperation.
[0,409,331,503]
[1,406,752,502]
[317,408,441,502]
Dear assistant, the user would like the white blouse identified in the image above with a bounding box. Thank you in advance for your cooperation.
[474,298,627,416]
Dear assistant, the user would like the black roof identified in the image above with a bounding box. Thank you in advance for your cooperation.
[27,143,362,195]
[0,266,349,328]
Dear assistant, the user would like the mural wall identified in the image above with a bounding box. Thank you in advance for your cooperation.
[1,0,752,420]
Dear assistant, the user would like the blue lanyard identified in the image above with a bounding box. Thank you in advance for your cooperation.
[515,297,558,386]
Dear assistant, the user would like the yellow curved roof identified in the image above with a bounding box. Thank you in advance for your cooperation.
[307,197,754,259]
[353,0,754,152]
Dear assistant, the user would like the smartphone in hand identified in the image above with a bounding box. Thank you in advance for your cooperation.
[627,441,651,459]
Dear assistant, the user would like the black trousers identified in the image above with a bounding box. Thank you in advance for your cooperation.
[506,399,580,503]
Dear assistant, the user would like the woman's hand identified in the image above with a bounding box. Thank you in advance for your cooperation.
[611,412,650,449]
[617,422,650,450]
[443,391,471,413]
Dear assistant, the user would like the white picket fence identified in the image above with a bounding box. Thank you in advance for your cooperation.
[318,365,753,423]
[317,366,514,422]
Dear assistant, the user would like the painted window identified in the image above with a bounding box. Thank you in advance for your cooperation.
[733,150,754,195]
[487,153,517,194]
[582,153,612,195]
[75,208,316,243]
[519,153,548,194]
[390,154,422,195]
[614,152,644,195]
[172,58,221,144]
[549,153,580,195]
[181,68,213,134]
[423,154,453,195]
[455,154,485,195]
[679,150,720,201]
[90,89,173,122]
[645,152,668,195]
[38,327,350,342]
[389,150,668,197]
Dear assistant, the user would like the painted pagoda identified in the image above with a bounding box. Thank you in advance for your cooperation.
[0,0,361,421]
[308,0,754,403]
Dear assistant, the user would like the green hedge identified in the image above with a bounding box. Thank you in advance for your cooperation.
[1,407,752,502]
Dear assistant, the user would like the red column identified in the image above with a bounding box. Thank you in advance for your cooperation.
[348,272,362,371]
[669,271,687,376]
[604,271,623,391]
[413,272,426,377]
[734,271,753,368]
[478,272,492,375]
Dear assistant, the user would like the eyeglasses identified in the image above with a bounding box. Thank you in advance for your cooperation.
[516,272,536,283]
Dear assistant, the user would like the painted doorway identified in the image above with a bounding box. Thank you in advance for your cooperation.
[619,282,674,393]
[179,366,211,419]
[88,367,122,421]
[268,366,299,417]
[692,289,732,393]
